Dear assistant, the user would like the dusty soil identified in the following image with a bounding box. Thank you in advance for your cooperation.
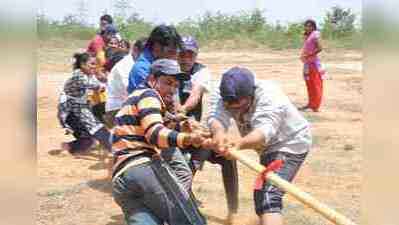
[37,40,362,225]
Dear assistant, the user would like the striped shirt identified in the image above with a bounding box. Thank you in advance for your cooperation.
[64,69,103,102]
[112,83,189,171]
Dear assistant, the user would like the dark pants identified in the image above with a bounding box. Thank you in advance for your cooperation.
[92,102,106,124]
[65,113,94,153]
[65,113,112,153]
[104,109,119,128]
[67,137,95,153]
[184,148,239,213]
[112,148,205,225]
[254,151,307,215]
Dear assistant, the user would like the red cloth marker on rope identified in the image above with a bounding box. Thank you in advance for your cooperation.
[254,159,284,191]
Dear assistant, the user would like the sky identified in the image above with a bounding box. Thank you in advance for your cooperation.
[38,0,362,27]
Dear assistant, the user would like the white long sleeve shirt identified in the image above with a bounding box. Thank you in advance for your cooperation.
[105,54,134,112]
[207,79,312,155]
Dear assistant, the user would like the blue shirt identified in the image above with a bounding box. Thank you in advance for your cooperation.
[127,48,155,94]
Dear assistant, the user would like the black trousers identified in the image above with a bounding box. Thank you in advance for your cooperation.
[185,148,239,213]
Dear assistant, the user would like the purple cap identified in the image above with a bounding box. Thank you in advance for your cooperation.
[181,36,199,53]
[219,67,255,102]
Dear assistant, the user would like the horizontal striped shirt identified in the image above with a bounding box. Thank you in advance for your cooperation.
[112,83,188,170]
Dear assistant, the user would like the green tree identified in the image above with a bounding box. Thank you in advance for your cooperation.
[62,14,81,26]
[115,10,153,41]
[113,0,132,21]
[127,12,144,24]
[76,0,89,26]
[322,6,356,38]
[286,22,304,48]
[248,9,267,33]
[37,14,50,39]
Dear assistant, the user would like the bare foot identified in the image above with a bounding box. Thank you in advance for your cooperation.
[227,213,240,225]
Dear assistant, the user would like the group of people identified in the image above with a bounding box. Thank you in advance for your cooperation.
[57,14,325,225]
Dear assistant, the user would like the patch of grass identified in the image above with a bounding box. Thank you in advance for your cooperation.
[42,190,64,197]
[38,9,361,51]
[39,24,96,41]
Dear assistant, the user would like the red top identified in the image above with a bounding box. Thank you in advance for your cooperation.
[87,35,105,56]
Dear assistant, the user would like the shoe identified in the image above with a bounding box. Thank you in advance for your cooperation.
[62,142,88,155]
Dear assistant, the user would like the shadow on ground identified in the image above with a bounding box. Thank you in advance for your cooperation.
[204,213,227,224]
[87,177,112,194]
[106,214,124,225]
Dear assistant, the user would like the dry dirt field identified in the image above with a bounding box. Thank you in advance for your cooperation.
[37,39,362,225]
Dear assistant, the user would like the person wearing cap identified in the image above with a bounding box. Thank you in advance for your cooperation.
[127,25,182,94]
[206,67,312,225]
[176,36,211,121]
[111,59,208,225]
[176,36,239,221]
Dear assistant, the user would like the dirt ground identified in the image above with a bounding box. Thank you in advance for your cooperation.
[37,40,362,225]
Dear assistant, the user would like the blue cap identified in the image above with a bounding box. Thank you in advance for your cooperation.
[219,67,255,102]
[181,36,199,53]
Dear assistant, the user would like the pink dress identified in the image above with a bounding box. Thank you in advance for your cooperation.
[301,30,326,111]
[302,31,320,64]
[302,31,326,80]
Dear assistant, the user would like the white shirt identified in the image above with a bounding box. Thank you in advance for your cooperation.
[191,67,212,92]
[207,79,312,155]
[175,66,212,105]
[106,54,134,112]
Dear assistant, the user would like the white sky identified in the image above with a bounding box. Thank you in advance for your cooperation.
[38,0,362,26]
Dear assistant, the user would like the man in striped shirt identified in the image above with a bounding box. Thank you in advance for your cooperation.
[112,59,208,225]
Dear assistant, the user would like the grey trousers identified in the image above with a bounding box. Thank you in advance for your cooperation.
[254,151,308,215]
